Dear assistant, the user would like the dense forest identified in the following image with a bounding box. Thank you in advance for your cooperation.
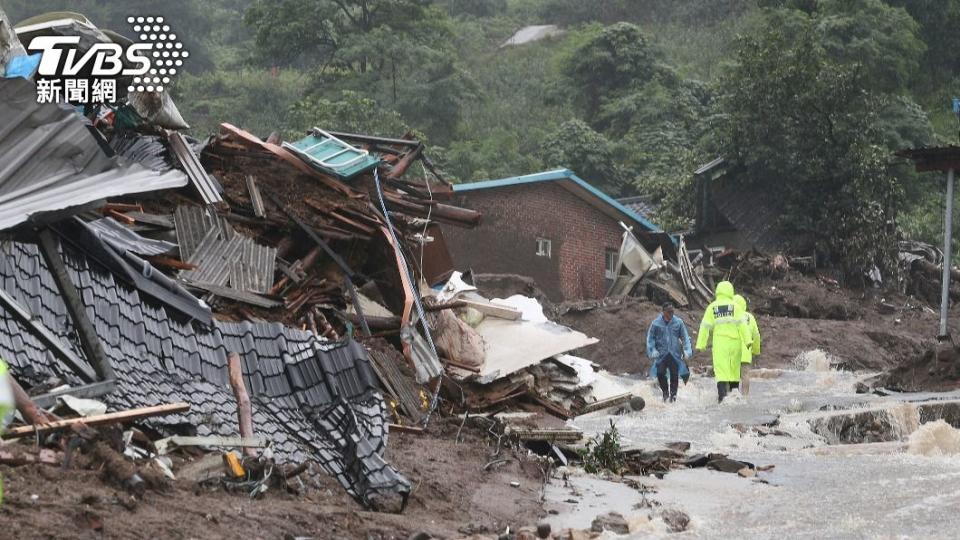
[5,0,960,272]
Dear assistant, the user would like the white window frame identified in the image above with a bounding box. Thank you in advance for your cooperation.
[536,237,552,258]
[604,248,618,279]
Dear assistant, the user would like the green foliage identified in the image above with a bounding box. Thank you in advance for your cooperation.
[172,69,310,137]
[760,0,925,93]
[717,27,902,273]
[578,420,625,475]
[562,22,660,118]
[287,90,408,138]
[540,119,629,196]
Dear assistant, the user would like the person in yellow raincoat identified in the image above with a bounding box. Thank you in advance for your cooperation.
[0,360,13,503]
[734,294,761,396]
[696,281,752,403]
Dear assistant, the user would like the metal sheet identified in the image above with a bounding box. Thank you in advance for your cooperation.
[87,217,176,256]
[0,78,188,232]
[174,205,233,260]
[167,131,222,204]
[181,233,245,287]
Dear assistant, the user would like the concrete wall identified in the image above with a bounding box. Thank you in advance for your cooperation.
[443,182,624,302]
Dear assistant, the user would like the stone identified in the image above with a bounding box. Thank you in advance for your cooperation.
[707,458,754,474]
[665,441,691,452]
[516,528,537,540]
[591,512,630,535]
[682,454,710,468]
[661,508,691,533]
[630,396,646,411]
[536,523,551,538]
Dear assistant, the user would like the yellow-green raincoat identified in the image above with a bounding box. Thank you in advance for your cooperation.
[696,282,751,382]
[734,294,761,364]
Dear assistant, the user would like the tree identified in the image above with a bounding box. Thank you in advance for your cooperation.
[760,0,925,93]
[540,119,629,196]
[287,90,408,137]
[718,27,902,275]
[562,23,661,119]
[245,0,444,72]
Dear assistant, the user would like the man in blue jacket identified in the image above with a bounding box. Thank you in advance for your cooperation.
[646,302,692,403]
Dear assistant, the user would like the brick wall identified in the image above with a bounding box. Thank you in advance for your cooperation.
[443,182,624,302]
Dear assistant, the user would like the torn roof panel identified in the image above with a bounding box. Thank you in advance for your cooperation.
[168,131,223,204]
[87,217,176,256]
[0,78,188,232]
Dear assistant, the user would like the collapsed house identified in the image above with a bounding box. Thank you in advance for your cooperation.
[0,9,644,510]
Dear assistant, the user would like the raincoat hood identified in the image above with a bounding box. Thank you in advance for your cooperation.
[715,281,735,300]
[733,294,747,311]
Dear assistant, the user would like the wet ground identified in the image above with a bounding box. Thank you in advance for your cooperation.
[552,352,960,539]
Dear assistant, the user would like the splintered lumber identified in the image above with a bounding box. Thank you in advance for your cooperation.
[459,299,522,320]
[227,352,257,457]
[245,175,266,218]
[578,393,634,415]
[4,402,190,439]
[505,427,584,443]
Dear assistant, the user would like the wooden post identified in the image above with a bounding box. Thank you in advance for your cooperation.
[8,373,54,427]
[227,352,256,457]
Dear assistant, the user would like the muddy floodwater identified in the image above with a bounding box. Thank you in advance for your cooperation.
[551,352,960,539]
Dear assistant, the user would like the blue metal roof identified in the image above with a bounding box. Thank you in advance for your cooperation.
[453,168,661,232]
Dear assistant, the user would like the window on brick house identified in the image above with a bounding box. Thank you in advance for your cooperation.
[536,237,551,258]
[604,249,619,279]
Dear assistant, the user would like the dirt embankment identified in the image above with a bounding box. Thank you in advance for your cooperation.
[0,419,546,540]
[476,272,945,379]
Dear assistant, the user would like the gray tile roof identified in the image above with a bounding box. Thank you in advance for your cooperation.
[0,240,409,506]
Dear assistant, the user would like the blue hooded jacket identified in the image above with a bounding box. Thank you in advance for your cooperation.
[646,313,692,379]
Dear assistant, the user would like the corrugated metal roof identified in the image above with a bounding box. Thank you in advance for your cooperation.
[0,78,188,232]
[109,131,173,172]
[168,131,223,205]
[454,168,662,232]
[87,217,176,256]
[181,232,246,287]
[174,205,233,260]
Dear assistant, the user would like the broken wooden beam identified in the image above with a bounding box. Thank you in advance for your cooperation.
[4,402,191,439]
[458,299,522,320]
[227,352,257,458]
[578,393,634,415]
[505,427,584,443]
[245,175,266,218]
[8,373,55,427]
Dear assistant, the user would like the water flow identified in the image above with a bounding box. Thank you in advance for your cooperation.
[567,350,960,538]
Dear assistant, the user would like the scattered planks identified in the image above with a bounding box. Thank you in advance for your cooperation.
[4,402,191,439]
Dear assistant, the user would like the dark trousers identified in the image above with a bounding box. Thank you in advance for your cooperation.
[717,381,740,403]
[657,354,679,399]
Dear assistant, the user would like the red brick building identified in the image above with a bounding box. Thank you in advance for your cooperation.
[444,169,665,302]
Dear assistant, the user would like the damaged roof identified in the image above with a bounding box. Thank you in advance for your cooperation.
[0,239,409,505]
[0,78,188,231]
[455,169,661,233]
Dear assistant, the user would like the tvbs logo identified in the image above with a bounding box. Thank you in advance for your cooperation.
[28,16,188,105]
